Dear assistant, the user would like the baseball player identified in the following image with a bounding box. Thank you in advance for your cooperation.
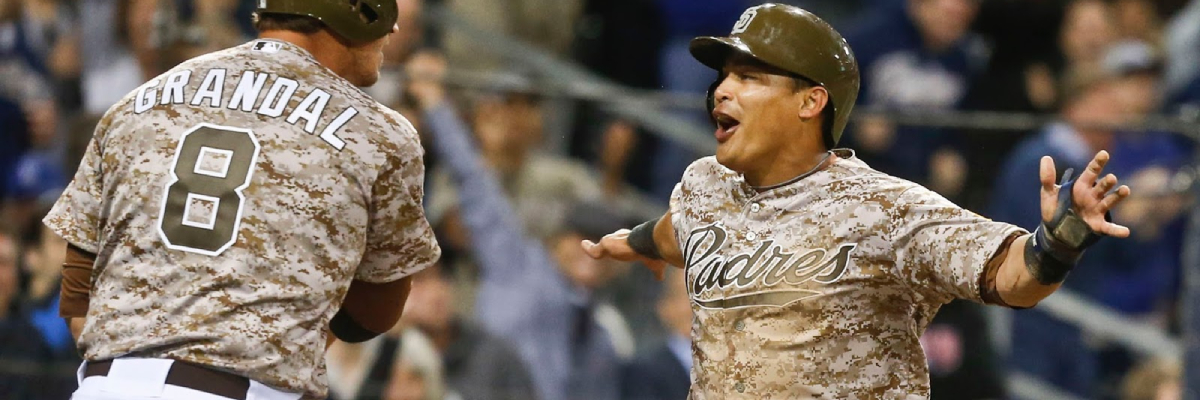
[45,1,440,399]
[583,4,1132,399]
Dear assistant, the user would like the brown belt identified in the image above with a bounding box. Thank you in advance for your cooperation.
[84,359,250,400]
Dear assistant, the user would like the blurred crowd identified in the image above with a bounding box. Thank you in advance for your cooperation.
[0,0,1196,399]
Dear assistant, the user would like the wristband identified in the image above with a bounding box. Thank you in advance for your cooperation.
[1022,168,1110,285]
[628,219,662,260]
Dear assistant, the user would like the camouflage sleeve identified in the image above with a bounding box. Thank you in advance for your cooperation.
[668,157,712,246]
[356,126,441,283]
[891,186,1027,303]
[43,125,107,253]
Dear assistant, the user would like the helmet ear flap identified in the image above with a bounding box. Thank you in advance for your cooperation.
[706,77,722,123]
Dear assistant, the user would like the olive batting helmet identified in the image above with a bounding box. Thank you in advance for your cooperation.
[691,3,860,145]
[255,0,398,43]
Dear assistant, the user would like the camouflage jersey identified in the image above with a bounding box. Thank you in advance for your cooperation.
[671,150,1023,399]
[44,39,440,397]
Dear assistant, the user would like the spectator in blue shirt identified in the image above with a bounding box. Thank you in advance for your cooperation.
[991,67,1126,397]
[0,225,75,399]
[621,268,691,400]
[841,0,984,199]
[409,51,630,400]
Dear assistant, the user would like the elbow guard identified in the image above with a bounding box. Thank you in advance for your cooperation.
[329,309,381,343]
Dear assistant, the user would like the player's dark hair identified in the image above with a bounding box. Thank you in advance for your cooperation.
[789,76,836,150]
[254,13,325,35]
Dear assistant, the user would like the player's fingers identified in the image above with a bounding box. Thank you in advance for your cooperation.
[1102,221,1132,238]
[1077,150,1109,187]
[1092,174,1117,198]
[1039,156,1056,193]
[1097,185,1131,212]
[581,240,607,259]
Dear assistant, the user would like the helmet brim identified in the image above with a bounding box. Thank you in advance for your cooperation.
[689,36,755,72]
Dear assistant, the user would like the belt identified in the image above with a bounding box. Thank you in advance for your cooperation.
[84,359,250,400]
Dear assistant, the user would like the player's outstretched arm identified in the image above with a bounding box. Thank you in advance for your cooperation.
[992,150,1131,307]
[581,212,683,280]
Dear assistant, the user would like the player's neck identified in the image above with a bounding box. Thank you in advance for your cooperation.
[258,30,354,82]
[744,150,832,189]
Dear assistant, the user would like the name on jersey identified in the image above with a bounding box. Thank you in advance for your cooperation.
[133,68,359,150]
[683,223,855,309]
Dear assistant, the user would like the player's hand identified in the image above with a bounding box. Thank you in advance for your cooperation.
[582,230,669,281]
[1039,150,1132,238]
[405,50,447,111]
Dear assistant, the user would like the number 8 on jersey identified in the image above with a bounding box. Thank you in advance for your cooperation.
[157,123,261,256]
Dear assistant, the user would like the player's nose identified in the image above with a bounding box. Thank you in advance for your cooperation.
[713,78,735,105]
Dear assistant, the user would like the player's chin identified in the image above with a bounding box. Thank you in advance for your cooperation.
[355,70,382,88]
[715,144,749,173]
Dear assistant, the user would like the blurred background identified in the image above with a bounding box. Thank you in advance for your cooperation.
[0,0,1198,399]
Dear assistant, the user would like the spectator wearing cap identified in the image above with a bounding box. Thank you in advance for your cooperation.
[409,51,628,400]
[991,67,1127,397]
[1089,40,1190,393]
[4,138,66,229]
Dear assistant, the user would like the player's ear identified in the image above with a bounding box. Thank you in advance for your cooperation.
[797,86,828,121]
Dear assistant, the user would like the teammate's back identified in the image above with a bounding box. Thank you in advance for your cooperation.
[47,2,440,399]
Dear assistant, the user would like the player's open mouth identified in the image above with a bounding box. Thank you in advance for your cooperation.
[714,112,740,143]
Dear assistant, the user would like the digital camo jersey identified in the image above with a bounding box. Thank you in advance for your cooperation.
[671,150,1024,399]
[44,39,440,397]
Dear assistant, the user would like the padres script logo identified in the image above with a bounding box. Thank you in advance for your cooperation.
[684,224,855,309]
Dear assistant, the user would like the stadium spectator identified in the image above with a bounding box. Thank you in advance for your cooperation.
[957,0,1064,209]
[399,265,539,400]
[921,300,1007,400]
[3,114,64,226]
[17,207,79,388]
[384,328,445,400]
[410,51,629,400]
[646,0,748,201]
[78,0,153,115]
[841,0,982,199]
[1059,0,1121,80]
[621,268,691,400]
[424,75,602,243]
[991,68,1126,397]
[326,328,443,400]
[0,226,74,399]
[0,96,29,204]
[326,336,405,400]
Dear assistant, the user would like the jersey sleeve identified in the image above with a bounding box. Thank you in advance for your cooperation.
[891,186,1026,303]
[43,122,108,253]
[668,157,716,245]
[356,124,441,283]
